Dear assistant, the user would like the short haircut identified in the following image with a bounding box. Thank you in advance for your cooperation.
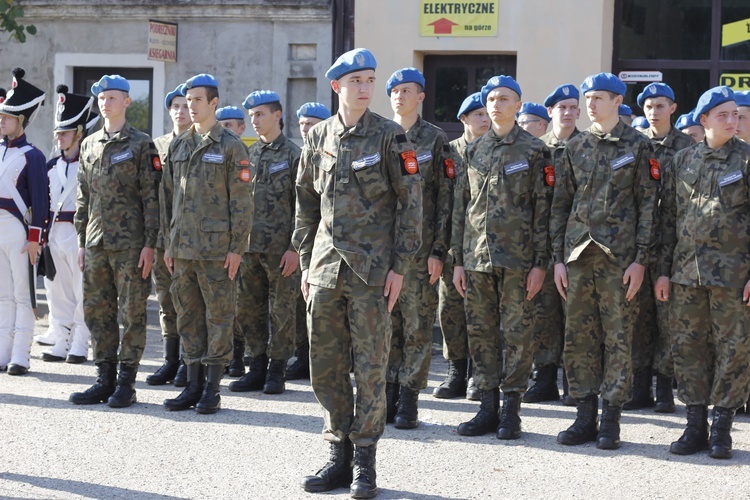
[205,86,219,103]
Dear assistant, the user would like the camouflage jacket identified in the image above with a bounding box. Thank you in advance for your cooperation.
[550,120,659,268]
[75,122,160,250]
[658,137,750,288]
[161,121,253,261]
[405,116,453,261]
[541,128,580,166]
[247,133,301,255]
[451,123,553,273]
[294,109,423,288]
[153,130,179,249]
[644,125,695,170]
[450,134,470,157]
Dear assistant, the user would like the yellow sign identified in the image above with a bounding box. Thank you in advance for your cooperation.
[148,20,178,62]
[720,74,750,91]
[722,18,750,47]
[420,1,498,37]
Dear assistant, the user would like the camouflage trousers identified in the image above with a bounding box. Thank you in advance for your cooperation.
[83,246,149,367]
[153,248,178,341]
[387,256,438,390]
[531,268,565,367]
[563,245,635,406]
[235,252,299,360]
[669,283,750,409]
[294,293,309,349]
[308,264,390,447]
[438,258,468,360]
[170,258,237,366]
[465,267,535,393]
[632,267,673,376]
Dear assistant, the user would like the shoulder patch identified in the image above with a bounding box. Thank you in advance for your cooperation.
[649,158,660,180]
[444,158,455,179]
[400,150,419,176]
[239,168,252,183]
[544,165,555,187]
[396,133,408,144]
[151,154,162,172]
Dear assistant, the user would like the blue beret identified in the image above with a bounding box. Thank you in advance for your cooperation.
[456,92,484,119]
[619,104,633,116]
[581,72,626,96]
[385,67,425,97]
[631,116,649,129]
[480,75,522,106]
[296,102,331,120]
[216,106,245,121]
[185,73,218,90]
[242,90,281,110]
[636,83,675,107]
[693,86,735,121]
[325,48,377,81]
[517,102,549,121]
[735,90,750,108]
[164,83,186,110]
[91,75,129,96]
[543,84,580,108]
[675,111,700,130]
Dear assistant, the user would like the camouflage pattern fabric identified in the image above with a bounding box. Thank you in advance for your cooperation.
[294,293,308,349]
[153,248,178,341]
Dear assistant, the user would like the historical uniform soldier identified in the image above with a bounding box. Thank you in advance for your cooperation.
[161,74,253,414]
[40,85,98,364]
[147,83,190,387]
[452,75,553,440]
[551,73,659,450]
[676,111,705,143]
[385,67,452,429]
[627,82,695,413]
[434,92,489,401]
[216,106,247,137]
[525,84,581,406]
[655,86,750,459]
[0,68,47,375]
[296,48,422,498]
[70,75,161,407]
[287,101,331,381]
[228,90,301,395]
[516,102,549,138]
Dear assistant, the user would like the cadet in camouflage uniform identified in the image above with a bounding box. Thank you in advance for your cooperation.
[384,68,452,429]
[516,102,549,138]
[525,84,581,406]
[550,73,659,450]
[147,83,190,387]
[676,111,705,144]
[452,76,553,440]
[296,49,422,499]
[434,92,489,402]
[655,86,750,459]
[228,90,301,395]
[70,75,161,408]
[736,91,750,143]
[161,74,253,415]
[627,83,695,412]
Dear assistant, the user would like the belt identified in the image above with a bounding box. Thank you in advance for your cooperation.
[49,210,75,223]
[0,197,21,216]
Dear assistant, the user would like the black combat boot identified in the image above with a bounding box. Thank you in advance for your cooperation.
[69,362,117,405]
[596,399,622,449]
[164,363,205,411]
[557,394,599,445]
[228,353,268,392]
[195,364,223,414]
[523,364,560,403]
[466,360,480,401]
[107,364,138,408]
[301,438,353,493]
[433,359,468,399]
[263,359,286,394]
[394,386,419,429]
[228,340,246,378]
[350,445,377,499]
[561,370,576,406]
[654,372,676,413]
[709,406,735,459]
[286,344,310,380]
[173,360,187,387]
[457,388,500,436]
[669,404,708,455]
[385,382,400,424]
[146,338,180,385]
[622,368,655,410]
[497,391,522,440]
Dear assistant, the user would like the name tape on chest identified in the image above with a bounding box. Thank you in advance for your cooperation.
[504,160,529,175]
[416,151,433,164]
[269,161,290,175]
[610,152,635,170]
[111,149,134,164]
[718,170,743,187]
[203,153,225,164]
[352,152,381,171]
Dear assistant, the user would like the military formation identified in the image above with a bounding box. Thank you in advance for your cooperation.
[1,46,750,499]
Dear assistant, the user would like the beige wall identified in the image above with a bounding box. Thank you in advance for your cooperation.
[356,0,614,126]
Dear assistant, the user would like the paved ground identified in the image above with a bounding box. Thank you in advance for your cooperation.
[1,291,749,499]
